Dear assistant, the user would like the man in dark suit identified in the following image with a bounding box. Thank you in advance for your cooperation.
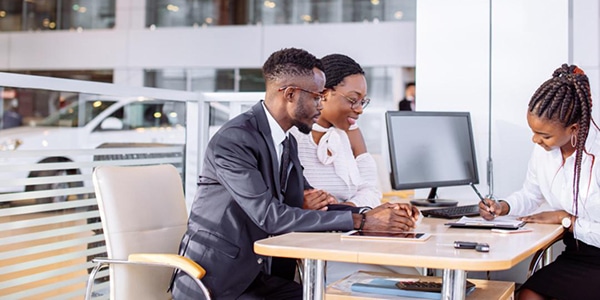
[398,81,416,111]
[172,48,419,299]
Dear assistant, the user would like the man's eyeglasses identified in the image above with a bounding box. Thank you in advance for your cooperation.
[335,89,370,110]
[278,86,324,103]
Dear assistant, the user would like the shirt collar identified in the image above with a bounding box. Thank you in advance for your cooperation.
[262,101,287,147]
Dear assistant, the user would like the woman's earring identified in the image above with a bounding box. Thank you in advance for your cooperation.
[571,134,577,147]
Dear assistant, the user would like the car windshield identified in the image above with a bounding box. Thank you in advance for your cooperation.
[39,100,117,127]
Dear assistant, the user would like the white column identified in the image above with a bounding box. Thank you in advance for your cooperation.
[416,0,569,284]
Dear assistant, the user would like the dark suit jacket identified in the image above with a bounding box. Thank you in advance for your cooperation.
[398,99,414,111]
[172,101,354,299]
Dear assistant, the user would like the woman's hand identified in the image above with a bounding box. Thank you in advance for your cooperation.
[303,189,336,210]
[518,210,567,225]
[479,199,502,220]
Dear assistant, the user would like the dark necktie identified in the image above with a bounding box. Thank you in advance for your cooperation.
[280,137,290,192]
[272,136,296,280]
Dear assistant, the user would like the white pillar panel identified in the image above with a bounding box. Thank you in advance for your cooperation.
[415,0,490,200]
[113,68,144,86]
[0,35,9,69]
[117,0,147,30]
[572,0,600,122]
[491,0,569,198]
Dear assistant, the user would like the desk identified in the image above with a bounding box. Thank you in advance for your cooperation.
[254,218,562,300]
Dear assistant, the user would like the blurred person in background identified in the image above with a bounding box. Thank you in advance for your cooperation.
[2,99,23,129]
[398,81,416,111]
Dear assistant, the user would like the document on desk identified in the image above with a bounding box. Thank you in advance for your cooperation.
[445,216,526,230]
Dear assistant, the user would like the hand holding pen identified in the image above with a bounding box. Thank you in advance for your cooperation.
[469,183,498,220]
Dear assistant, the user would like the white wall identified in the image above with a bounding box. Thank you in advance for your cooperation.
[415,0,490,201]
[491,0,569,199]
[416,0,570,284]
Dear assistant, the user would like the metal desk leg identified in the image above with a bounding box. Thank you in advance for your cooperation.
[302,259,325,300]
[441,268,467,300]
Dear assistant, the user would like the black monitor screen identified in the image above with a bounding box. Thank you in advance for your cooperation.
[385,111,479,195]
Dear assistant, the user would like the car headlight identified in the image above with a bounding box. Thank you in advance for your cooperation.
[0,139,23,151]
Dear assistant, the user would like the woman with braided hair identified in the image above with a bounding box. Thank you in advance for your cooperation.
[480,64,600,299]
[291,53,421,284]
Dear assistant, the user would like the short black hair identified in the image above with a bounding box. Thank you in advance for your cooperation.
[262,48,323,83]
[321,54,364,88]
[405,82,415,89]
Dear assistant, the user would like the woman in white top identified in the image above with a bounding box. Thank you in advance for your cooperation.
[292,54,421,283]
[480,64,600,300]
[291,54,380,208]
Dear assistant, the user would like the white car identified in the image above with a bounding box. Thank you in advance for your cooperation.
[0,96,187,203]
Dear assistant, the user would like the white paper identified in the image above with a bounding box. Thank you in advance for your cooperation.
[456,215,524,227]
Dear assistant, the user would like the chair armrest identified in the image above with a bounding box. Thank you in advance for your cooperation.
[128,253,206,279]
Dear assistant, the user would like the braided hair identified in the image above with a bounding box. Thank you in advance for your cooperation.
[321,54,365,89]
[528,64,597,215]
[262,48,323,83]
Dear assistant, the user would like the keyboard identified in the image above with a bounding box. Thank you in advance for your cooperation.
[421,204,480,219]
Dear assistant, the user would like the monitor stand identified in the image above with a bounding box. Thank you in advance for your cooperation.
[409,187,458,207]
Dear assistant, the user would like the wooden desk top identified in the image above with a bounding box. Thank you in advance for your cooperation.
[254,218,563,271]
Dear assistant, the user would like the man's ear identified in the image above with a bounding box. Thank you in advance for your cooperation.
[281,87,296,102]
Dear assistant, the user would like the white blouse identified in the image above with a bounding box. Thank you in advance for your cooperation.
[291,126,382,208]
[506,128,600,248]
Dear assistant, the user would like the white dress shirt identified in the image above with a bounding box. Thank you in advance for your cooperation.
[506,127,600,248]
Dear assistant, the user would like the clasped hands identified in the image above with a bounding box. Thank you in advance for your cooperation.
[302,189,420,231]
[361,202,420,232]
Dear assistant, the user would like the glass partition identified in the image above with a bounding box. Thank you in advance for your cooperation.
[0,73,201,298]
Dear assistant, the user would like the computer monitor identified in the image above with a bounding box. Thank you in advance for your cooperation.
[385,111,479,207]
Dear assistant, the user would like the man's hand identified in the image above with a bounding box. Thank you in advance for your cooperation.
[303,189,336,210]
[360,202,420,232]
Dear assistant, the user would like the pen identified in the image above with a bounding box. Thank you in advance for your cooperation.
[470,182,495,217]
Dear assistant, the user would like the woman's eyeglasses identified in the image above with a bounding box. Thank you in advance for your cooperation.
[278,86,324,103]
[335,90,370,110]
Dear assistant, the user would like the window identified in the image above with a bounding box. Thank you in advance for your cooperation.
[0,0,115,32]
[145,0,415,28]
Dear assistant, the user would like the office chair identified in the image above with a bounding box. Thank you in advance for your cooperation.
[527,233,564,278]
[85,164,211,300]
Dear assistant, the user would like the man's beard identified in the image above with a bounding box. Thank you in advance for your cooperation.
[292,101,315,134]
[293,119,312,134]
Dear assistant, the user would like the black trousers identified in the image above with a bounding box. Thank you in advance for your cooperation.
[239,272,302,300]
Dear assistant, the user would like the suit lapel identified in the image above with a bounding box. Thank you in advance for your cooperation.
[251,102,284,201]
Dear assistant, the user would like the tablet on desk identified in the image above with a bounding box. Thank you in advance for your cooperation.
[341,230,431,241]
[445,216,526,230]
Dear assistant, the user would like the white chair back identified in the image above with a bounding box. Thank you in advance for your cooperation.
[93,164,188,299]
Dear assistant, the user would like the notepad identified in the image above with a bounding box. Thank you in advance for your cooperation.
[445,216,525,230]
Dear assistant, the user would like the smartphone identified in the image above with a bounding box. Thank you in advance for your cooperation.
[453,241,478,249]
[341,230,431,241]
